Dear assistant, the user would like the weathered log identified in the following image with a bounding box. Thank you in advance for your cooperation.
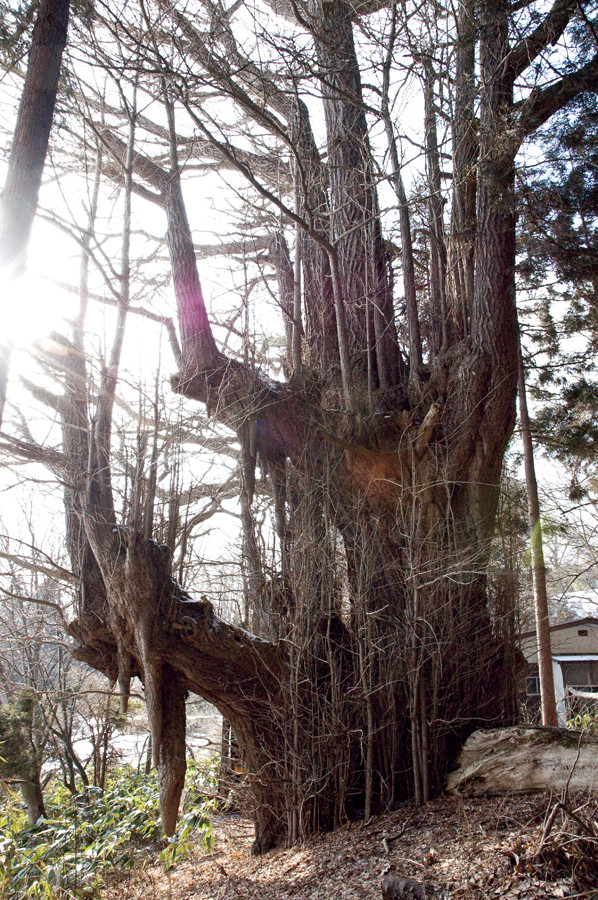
[446,726,598,796]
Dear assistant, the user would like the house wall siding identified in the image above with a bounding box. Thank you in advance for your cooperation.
[521,619,598,664]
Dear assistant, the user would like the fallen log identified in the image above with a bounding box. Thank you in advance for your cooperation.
[446,726,598,796]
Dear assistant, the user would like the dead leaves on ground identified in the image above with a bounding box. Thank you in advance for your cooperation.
[102,793,598,899]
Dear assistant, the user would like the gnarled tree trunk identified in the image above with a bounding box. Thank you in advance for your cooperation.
[53,0,598,854]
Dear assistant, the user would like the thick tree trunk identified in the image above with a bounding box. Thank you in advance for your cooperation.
[79,32,519,848]
[314,0,401,396]
[56,0,596,856]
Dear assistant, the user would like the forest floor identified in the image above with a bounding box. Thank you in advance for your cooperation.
[102,792,598,899]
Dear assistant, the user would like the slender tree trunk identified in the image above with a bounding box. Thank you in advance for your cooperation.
[517,338,558,727]
[424,61,448,352]
[0,0,70,428]
[381,8,422,374]
[20,776,46,825]
[449,0,476,339]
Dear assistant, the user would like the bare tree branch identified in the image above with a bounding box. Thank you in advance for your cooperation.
[507,0,577,83]
[516,52,598,137]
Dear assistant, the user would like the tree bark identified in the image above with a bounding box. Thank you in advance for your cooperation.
[20,777,46,826]
[0,0,70,428]
[424,61,448,353]
[51,0,598,854]
[0,0,70,274]
[314,0,401,397]
[449,0,477,340]
[517,341,558,727]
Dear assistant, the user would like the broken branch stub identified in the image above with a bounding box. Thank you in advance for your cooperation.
[71,521,284,837]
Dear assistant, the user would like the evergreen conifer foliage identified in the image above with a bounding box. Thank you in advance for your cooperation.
[519,90,598,470]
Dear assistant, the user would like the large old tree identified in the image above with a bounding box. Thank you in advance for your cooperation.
[5,0,598,852]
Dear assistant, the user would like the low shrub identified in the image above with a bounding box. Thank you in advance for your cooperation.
[0,765,214,899]
[567,708,598,735]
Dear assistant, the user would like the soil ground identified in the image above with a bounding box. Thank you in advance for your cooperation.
[102,793,598,899]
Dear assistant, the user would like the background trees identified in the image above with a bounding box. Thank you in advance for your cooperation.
[1,0,597,854]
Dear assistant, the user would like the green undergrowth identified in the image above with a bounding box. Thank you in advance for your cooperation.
[567,709,598,735]
[0,758,217,899]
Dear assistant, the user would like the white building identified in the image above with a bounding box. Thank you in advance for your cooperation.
[521,616,598,725]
